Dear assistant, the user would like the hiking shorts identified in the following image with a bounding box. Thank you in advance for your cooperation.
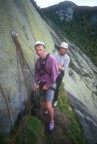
[45,88,54,102]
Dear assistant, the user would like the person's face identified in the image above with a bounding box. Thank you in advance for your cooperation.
[35,45,45,58]
[59,48,67,55]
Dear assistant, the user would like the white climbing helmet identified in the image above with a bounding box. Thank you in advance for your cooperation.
[60,42,68,49]
[34,41,45,47]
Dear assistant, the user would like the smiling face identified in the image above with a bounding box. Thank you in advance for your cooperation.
[59,47,68,55]
[35,45,46,58]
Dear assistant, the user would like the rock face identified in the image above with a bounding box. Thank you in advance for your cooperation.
[50,29,97,143]
[65,40,97,119]
[0,1,97,143]
[0,0,54,133]
[57,6,74,21]
[41,2,97,142]
[63,39,97,143]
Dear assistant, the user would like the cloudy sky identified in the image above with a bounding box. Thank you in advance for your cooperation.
[35,0,97,8]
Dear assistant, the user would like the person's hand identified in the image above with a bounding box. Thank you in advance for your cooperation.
[34,83,39,89]
[42,85,48,90]
[58,64,63,71]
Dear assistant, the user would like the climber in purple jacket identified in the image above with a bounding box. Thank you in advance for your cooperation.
[34,41,58,131]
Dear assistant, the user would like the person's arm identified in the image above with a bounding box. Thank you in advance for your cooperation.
[59,56,70,72]
[55,53,65,71]
[58,64,64,71]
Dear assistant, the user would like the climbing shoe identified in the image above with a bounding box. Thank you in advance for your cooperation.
[53,101,58,107]
[49,120,54,131]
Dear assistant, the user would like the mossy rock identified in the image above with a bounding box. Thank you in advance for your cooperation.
[16,115,45,144]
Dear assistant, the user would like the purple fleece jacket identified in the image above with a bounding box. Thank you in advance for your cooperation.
[35,55,58,87]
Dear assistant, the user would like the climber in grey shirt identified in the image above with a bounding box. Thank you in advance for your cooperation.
[53,42,70,106]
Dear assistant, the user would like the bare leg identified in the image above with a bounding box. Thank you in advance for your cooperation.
[46,101,54,121]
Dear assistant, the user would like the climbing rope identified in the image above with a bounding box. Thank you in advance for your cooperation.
[0,85,13,129]
[19,35,36,54]
[11,29,33,115]
[11,29,26,144]
[10,29,48,117]
[10,29,35,77]
[1,0,49,141]
[10,29,41,144]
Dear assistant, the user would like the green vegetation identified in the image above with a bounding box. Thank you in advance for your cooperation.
[0,84,87,144]
[0,1,91,144]
[0,116,44,144]
[16,116,44,144]
[62,9,97,66]
[58,83,87,144]
[41,4,97,66]
[0,134,11,144]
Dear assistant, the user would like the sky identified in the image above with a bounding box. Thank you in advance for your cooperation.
[35,0,97,8]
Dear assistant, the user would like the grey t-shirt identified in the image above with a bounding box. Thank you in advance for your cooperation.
[54,53,70,74]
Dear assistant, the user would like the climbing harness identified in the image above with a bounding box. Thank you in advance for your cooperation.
[11,29,26,144]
